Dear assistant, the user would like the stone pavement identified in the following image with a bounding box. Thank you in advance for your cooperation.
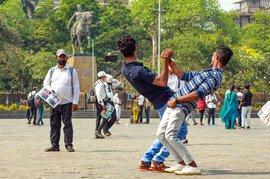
[0,117,270,179]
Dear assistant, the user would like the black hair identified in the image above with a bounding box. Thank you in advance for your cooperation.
[244,84,250,89]
[117,36,136,57]
[236,86,241,91]
[216,46,234,66]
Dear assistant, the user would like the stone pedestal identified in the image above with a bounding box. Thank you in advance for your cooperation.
[68,53,97,109]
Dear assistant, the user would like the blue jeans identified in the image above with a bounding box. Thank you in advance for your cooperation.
[141,104,188,163]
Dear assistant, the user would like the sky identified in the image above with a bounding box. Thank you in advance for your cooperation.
[219,0,238,11]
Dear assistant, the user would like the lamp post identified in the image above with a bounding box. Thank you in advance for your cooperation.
[157,0,161,75]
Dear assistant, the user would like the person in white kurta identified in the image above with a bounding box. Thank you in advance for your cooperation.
[113,92,121,124]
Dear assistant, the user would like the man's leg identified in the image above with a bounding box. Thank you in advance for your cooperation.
[241,106,247,128]
[164,108,194,165]
[247,106,251,128]
[238,107,242,127]
[139,104,167,168]
[62,103,73,148]
[49,106,62,149]
[139,105,144,123]
[212,108,216,125]
[95,103,103,131]
[145,106,150,123]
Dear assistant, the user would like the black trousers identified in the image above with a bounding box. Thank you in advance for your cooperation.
[28,107,37,123]
[138,105,144,123]
[97,101,117,133]
[199,109,205,123]
[95,102,103,132]
[50,103,73,148]
[207,108,216,124]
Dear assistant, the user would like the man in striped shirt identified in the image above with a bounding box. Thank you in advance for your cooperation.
[157,46,233,175]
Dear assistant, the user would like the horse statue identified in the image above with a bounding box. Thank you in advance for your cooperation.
[68,8,93,54]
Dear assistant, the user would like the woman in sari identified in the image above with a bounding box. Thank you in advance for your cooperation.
[219,85,238,129]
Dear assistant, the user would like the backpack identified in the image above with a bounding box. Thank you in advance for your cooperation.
[49,66,74,95]
[87,80,106,104]
[197,99,206,111]
[34,98,42,107]
[87,88,97,104]
[27,92,35,107]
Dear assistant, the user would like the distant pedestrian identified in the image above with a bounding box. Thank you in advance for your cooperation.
[206,93,218,126]
[138,94,145,123]
[235,86,243,127]
[114,92,121,124]
[219,85,238,129]
[240,84,253,129]
[34,94,44,126]
[27,87,38,125]
[186,111,198,125]
[144,98,151,124]
[197,98,206,125]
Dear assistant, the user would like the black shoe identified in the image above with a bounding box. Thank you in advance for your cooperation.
[66,145,75,152]
[45,146,60,152]
[95,131,105,139]
[247,126,250,129]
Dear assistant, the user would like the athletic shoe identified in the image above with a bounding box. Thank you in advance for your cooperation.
[164,163,185,173]
[138,161,151,170]
[149,161,168,172]
[174,165,201,175]
[66,145,75,152]
[182,139,188,144]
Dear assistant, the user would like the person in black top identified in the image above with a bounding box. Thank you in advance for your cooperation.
[239,84,253,129]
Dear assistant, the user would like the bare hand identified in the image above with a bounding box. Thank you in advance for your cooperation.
[72,104,79,112]
[167,98,177,108]
[161,48,173,60]
[101,109,106,115]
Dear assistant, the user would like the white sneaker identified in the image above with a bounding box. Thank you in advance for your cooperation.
[164,164,185,173]
[174,165,201,175]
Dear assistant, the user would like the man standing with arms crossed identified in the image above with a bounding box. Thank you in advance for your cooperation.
[43,49,80,152]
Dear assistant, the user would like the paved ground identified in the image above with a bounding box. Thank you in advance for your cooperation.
[0,117,270,179]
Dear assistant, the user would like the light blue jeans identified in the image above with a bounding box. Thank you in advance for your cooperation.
[141,104,188,163]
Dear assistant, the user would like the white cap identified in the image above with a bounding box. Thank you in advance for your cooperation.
[97,71,107,78]
[106,74,113,83]
[56,49,67,56]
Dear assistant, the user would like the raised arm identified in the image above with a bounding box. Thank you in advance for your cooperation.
[152,49,171,87]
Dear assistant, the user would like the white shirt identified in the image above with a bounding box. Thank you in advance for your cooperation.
[113,94,121,105]
[43,64,80,105]
[167,73,185,92]
[95,79,107,106]
[28,90,37,98]
[138,95,145,105]
[206,94,217,109]
[105,79,121,100]
[237,92,243,101]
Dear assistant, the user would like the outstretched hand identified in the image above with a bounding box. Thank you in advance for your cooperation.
[161,49,173,60]
[167,98,177,108]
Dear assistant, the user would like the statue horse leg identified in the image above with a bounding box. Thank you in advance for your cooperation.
[78,34,84,53]
[71,35,76,54]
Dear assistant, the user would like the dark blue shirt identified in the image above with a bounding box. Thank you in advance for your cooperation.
[121,62,174,109]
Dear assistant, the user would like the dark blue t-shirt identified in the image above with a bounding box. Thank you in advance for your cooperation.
[121,62,174,109]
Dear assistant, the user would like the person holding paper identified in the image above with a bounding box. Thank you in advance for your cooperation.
[43,49,80,152]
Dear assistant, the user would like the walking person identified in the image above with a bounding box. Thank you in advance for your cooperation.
[118,36,187,172]
[197,98,206,125]
[113,92,121,124]
[144,98,151,124]
[138,94,145,123]
[219,85,238,129]
[156,46,233,175]
[235,86,243,127]
[43,49,80,152]
[27,87,38,125]
[34,94,45,126]
[94,71,108,138]
[100,74,121,136]
[206,93,218,126]
[240,84,253,129]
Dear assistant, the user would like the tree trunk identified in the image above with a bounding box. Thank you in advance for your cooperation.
[151,26,157,72]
